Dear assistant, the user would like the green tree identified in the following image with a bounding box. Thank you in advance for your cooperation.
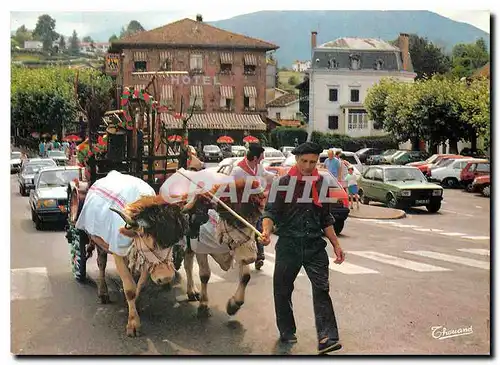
[108,34,118,43]
[120,20,146,38]
[82,36,94,43]
[459,77,490,150]
[288,75,298,85]
[58,36,66,51]
[69,30,80,55]
[451,38,489,78]
[14,25,33,47]
[32,14,59,51]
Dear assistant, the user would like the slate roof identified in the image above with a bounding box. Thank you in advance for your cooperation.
[318,37,400,51]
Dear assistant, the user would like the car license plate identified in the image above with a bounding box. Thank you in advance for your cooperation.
[416,199,430,204]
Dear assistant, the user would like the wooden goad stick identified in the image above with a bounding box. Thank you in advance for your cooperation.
[176,169,264,239]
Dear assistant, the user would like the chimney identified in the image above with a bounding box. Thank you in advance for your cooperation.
[398,33,410,71]
[196,14,203,22]
[311,31,317,50]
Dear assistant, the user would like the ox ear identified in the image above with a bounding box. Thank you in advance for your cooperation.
[110,207,138,228]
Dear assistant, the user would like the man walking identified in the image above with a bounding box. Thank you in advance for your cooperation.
[230,143,274,270]
[324,149,342,180]
[260,141,345,355]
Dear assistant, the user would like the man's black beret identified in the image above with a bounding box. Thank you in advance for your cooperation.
[292,142,323,156]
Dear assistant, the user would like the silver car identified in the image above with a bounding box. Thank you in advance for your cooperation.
[47,150,69,166]
[29,166,83,230]
[18,158,57,196]
[11,151,23,173]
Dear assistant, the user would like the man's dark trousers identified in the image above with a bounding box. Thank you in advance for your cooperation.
[273,236,339,341]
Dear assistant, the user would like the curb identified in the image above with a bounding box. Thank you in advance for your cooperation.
[348,205,406,220]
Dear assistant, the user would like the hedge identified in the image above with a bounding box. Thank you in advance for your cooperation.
[270,127,308,148]
[311,131,399,151]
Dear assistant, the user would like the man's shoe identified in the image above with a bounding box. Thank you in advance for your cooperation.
[279,333,297,344]
[318,338,342,354]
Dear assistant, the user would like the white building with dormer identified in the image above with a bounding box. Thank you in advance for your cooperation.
[307,32,416,138]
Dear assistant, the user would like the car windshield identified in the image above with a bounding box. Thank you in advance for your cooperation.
[385,168,426,182]
[24,161,55,174]
[382,149,397,156]
[38,169,79,188]
[342,155,358,165]
[11,152,22,159]
[439,159,456,168]
[356,148,370,154]
[266,151,285,158]
[426,154,440,163]
[48,151,66,158]
[204,146,219,152]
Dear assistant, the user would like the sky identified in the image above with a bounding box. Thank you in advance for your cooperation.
[10,6,491,40]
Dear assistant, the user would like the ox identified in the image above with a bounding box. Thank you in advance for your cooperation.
[75,170,190,336]
[180,178,266,317]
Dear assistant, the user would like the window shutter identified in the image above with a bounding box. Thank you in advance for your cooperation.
[328,116,339,130]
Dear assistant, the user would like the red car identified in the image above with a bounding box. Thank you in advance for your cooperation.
[409,154,466,177]
[460,159,490,192]
[472,175,490,197]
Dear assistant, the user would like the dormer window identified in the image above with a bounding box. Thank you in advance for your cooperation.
[327,58,339,69]
[375,59,384,70]
[349,54,361,70]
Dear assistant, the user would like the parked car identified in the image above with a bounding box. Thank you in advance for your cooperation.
[366,149,400,165]
[380,150,410,164]
[263,147,286,166]
[29,166,83,230]
[318,150,363,174]
[355,148,384,164]
[280,146,295,157]
[357,166,444,212]
[231,145,247,157]
[392,151,429,165]
[460,160,490,192]
[18,158,57,196]
[417,154,466,177]
[407,153,442,168]
[472,175,490,197]
[47,150,69,166]
[202,145,223,162]
[427,158,479,187]
[11,151,23,173]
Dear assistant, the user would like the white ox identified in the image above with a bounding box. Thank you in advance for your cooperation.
[75,170,190,336]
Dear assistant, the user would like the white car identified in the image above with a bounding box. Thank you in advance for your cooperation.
[202,145,223,162]
[47,150,69,166]
[231,145,247,157]
[428,158,480,188]
[263,148,286,166]
[280,146,295,157]
[11,151,23,173]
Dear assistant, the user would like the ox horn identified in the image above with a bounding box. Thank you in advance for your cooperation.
[181,195,198,212]
[109,207,138,228]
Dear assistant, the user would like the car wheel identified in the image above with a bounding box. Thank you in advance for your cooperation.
[426,201,441,213]
[358,189,370,205]
[482,185,490,198]
[386,193,399,209]
[442,177,459,188]
[334,220,345,235]
[465,182,474,192]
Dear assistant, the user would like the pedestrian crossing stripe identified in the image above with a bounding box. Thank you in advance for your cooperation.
[327,258,379,275]
[457,248,490,256]
[405,251,489,270]
[265,252,305,277]
[347,251,451,272]
[440,232,468,237]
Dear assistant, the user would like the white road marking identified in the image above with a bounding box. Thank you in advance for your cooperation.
[347,251,451,272]
[265,252,305,277]
[462,236,490,241]
[475,206,482,209]
[457,249,490,256]
[413,228,432,232]
[440,232,468,237]
[406,251,489,270]
[11,267,53,301]
[328,257,379,275]
[392,224,419,228]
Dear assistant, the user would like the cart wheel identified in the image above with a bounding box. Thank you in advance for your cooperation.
[66,184,87,282]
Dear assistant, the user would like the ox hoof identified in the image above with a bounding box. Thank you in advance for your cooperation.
[126,323,141,337]
[187,292,201,302]
[226,297,243,316]
[99,294,110,304]
[197,305,212,318]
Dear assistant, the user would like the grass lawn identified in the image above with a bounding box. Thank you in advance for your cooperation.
[277,71,305,93]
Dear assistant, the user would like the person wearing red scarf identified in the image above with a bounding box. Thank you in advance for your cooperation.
[260,141,345,355]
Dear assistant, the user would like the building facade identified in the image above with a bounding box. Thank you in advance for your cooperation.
[308,32,416,137]
[267,93,300,121]
[292,60,311,72]
[108,17,279,145]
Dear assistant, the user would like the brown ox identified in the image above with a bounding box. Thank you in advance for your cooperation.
[75,171,189,336]
[181,178,265,317]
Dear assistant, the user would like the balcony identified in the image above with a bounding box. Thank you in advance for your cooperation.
[189,68,204,76]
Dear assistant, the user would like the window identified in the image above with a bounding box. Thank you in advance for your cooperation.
[476,163,490,172]
[295,112,302,120]
[329,88,338,102]
[328,115,339,130]
[276,112,281,120]
[373,169,384,181]
[225,98,232,110]
[134,61,147,72]
[244,96,250,108]
[364,168,375,180]
[160,59,172,71]
[190,54,203,71]
[350,54,361,70]
[327,58,339,69]
[350,89,360,102]
[375,59,384,70]
[244,64,256,74]
[221,63,232,73]
[348,110,369,130]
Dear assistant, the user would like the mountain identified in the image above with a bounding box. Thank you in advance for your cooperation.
[206,10,490,67]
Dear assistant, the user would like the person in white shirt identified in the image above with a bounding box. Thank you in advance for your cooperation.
[345,166,359,209]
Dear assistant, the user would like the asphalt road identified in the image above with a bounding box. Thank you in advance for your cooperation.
[11,170,490,355]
